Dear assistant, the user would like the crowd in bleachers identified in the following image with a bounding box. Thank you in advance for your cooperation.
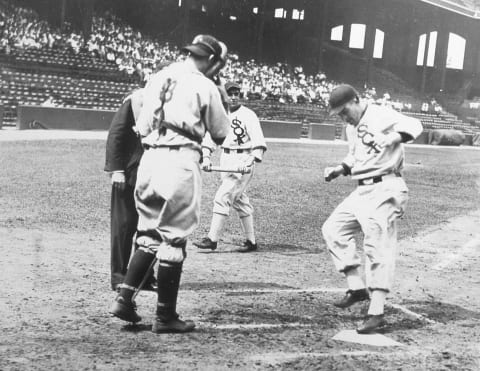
[2,0,480,134]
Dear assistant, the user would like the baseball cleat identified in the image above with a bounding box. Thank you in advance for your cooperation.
[356,314,386,334]
[237,240,258,253]
[110,296,142,323]
[152,317,196,333]
[333,289,369,308]
[193,237,218,251]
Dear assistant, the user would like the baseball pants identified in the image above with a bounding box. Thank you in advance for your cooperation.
[322,176,409,292]
[213,151,254,217]
[135,147,202,246]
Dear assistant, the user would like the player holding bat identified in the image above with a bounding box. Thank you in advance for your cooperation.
[195,81,267,252]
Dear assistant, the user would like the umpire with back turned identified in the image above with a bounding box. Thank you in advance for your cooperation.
[104,88,156,292]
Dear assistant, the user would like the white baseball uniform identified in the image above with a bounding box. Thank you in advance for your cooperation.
[134,60,229,253]
[322,104,423,292]
[203,104,267,218]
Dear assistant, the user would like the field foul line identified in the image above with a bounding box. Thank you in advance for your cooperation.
[388,303,437,324]
[197,322,313,330]
[185,287,345,294]
[432,237,480,271]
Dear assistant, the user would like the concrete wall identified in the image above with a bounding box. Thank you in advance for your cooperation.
[17,105,115,130]
[260,120,303,139]
[308,123,336,140]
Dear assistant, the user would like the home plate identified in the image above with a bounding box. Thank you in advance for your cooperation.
[332,330,404,347]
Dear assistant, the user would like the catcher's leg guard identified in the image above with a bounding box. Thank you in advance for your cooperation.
[153,260,195,333]
[156,261,183,321]
[118,235,158,302]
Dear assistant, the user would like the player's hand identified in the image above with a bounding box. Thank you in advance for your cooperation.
[243,155,255,170]
[111,172,126,191]
[372,132,402,149]
[201,157,212,172]
[324,166,343,182]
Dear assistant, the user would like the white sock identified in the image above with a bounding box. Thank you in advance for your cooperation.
[345,268,365,291]
[368,290,387,315]
[240,215,255,244]
[208,213,227,242]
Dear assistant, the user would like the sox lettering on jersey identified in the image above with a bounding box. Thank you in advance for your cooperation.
[231,117,246,145]
[357,123,381,154]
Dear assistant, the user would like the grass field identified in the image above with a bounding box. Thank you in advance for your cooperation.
[1,139,479,370]
[1,140,479,243]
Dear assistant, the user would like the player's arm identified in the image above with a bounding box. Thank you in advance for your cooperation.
[246,111,267,164]
[200,132,216,171]
[203,82,230,145]
[374,111,423,148]
[325,125,355,182]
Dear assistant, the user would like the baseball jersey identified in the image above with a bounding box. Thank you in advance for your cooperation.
[136,61,230,151]
[343,104,423,180]
[202,105,267,160]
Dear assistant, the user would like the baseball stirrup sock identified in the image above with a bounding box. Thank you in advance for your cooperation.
[119,250,156,301]
[368,289,387,315]
[156,262,183,320]
[208,213,227,242]
[240,215,255,244]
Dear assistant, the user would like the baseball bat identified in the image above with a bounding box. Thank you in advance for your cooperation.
[207,165,251,174]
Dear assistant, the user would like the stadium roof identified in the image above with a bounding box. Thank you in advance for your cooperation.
[420,0,480,18]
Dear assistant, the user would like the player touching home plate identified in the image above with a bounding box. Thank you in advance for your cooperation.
[322,84,423,334]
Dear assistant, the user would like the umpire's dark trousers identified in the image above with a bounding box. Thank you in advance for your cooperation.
[110,183,138,290]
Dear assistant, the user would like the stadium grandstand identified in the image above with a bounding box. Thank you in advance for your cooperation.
[1,0,480,139]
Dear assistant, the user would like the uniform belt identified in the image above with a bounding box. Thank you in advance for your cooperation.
[358,173,401,186]
[223,148,249,154]
[143,144,201,156]
[143,144,181,151]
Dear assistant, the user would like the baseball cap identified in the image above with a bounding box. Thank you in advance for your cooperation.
[328,84,358,116]
[225,81,241,92]
[182,34,222,59]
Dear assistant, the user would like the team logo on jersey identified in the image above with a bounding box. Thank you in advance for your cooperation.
[357,124,381,154]
[231,117,246,145]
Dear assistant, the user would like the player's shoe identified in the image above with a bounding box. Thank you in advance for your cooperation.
[333,289,369,308]
[110,296,141,323]
[152,316,196,333]
[193,237,218,251]
[356,314,386,334]
[238,240,258,253]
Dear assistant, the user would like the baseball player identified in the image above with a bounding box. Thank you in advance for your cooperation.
[194,81,267,252]
[322,84,422,334]
[104,88,156,292]
[110,35,230,333]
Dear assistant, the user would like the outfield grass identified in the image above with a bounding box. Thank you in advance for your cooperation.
[0,140,479,250]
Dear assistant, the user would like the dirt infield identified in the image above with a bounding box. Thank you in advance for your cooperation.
[0,135,479,370]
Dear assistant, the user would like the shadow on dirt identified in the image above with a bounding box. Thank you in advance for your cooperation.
[401,300,480,323]
[120,323,152,333]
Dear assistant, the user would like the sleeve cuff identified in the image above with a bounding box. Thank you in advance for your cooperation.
[398,132,414,143]
[341,163,351,176]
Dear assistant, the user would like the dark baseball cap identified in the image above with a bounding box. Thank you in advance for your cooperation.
[182,34,222,59]
[225,81,241,92]
[328,84,358,116]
